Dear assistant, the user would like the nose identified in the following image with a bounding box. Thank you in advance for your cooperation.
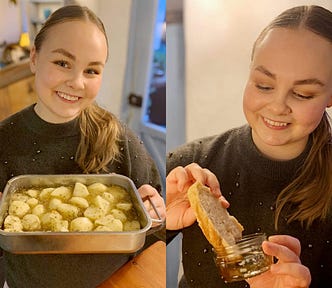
[66,70,85,90]
[267,90,291,115]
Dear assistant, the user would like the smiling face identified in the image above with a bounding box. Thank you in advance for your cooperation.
[243,28,332,160]
[30,20,108,123]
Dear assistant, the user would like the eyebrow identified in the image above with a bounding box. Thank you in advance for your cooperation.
[254,65,325,87]
[51,48,104,67]
[255,65,276,79]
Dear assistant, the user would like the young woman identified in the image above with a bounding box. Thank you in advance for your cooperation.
[0,5,165,288]
[167,5,332,288]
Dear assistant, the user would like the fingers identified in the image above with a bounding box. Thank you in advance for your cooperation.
[138,184,158,198]
[270,263,311,287]
[184,163,229,207]
[166,166,191,192]
[262,240,301,264]
[138,185,166,221]
[268,235,301,257]
[167,164,229,208]
[262,235,311,287]
[184,163,221,196]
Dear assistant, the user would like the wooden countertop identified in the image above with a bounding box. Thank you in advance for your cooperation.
[97,240,166,288]
[0,59,33,89]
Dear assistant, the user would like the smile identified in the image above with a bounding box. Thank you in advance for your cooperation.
[263,117,289,127]
[56,91,80,102]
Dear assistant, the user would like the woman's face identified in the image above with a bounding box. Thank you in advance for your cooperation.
[30,20,108,123]
[243,28,332,160]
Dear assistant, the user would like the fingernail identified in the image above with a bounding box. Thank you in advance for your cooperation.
[218,196,230,207]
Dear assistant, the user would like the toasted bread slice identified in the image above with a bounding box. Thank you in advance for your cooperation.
[187,181,243,249]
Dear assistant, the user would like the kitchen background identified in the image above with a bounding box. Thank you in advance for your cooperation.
[0,0,166,196]
[167,0,332,287]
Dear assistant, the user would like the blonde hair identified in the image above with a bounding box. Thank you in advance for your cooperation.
[34,5,121,173]
[252,6,332,229]
[76,103,122,173]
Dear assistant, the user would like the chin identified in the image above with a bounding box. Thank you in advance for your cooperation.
[255,131,289,147]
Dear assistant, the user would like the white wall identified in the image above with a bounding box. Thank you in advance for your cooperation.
[166,22,185,152]
[0,2,20,49]
[95,0,132,119]
[184,0,332,142]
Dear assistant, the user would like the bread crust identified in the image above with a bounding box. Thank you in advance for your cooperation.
[187,181,243,250]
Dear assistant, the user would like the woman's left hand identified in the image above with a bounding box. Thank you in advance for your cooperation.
[138,184,166,224]
[247,235,311,288]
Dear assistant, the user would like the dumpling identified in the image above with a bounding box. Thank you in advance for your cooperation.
[51,186,72,201]
[9,200,30,218]
[72,182,89,198]
[3,215,23,232]
[84,206,105,221]
[69,197,89,209]
[22,214,41,231]
[70,217,94,231]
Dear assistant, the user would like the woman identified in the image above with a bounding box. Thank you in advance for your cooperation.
[167,5,332,288]
[0,5,165,288]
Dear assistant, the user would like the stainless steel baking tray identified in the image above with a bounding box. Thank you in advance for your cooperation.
[0,174,155,254]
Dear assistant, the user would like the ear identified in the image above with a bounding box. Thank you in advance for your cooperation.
[29,45,37,74]
[327,95,332,108]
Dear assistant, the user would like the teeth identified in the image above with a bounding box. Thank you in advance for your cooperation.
[57,91,79,101]
[264,117,288,127]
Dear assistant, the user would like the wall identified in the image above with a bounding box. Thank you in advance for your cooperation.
[184,0,332,142]
[166,22,185,152]
[97,0,132,119]
[0,1,20,52]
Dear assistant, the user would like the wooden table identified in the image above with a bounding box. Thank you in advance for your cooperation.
[97,240,166,288]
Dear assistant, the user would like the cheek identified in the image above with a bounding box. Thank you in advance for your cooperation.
[243,84,261,113]
[86,78,102,99]
[295,102,326,130]
[35,65,63,90]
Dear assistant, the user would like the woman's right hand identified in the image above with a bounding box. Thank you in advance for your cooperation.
[166,163,228,230]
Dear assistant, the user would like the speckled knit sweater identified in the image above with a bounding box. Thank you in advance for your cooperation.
[167,125,332,288]
[0,104,161,288]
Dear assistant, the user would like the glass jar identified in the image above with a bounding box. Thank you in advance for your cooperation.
[213,233,273,283]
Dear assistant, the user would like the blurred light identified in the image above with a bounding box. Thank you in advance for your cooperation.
[19,32,30,48]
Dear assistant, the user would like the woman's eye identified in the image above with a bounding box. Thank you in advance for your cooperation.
[85,68,99,75]
[53,60,69,68]
[293,91,313,100]
[256,84,273,91]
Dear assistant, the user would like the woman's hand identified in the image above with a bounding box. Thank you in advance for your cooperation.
[138,184,166,225]
[166,163,228,230]
[247,235,311,288]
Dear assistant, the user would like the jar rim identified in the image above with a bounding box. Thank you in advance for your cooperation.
[213,232,267,255]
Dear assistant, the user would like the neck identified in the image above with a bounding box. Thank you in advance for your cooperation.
[252,132,308,161]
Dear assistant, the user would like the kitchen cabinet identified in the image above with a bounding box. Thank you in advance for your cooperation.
[0,75,37,121]
[0,87,11,121]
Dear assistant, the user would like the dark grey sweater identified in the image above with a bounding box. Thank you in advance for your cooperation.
[167,125,332,288]
[0,105,162,288]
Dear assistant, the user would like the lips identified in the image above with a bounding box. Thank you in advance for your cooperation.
[56,91,80,102]
[263,117,289,128]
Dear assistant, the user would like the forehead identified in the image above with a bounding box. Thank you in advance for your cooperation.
[39,20,108,61]
[252,28,332,80]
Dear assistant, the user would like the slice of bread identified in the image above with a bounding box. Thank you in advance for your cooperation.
[187,181,243,249]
